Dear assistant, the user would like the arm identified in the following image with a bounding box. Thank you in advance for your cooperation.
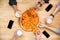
[42,27,60,40]
[38,22,60,34]
[43,24,60,34]
[9,0,19,12]
[9,0,22,18]
[11,32,18,40]
[52,7,59,15]
[11,36,17,40]
[33,0,44,11]
[29,21,42,40]
[53,3,60,15]
[11,29,23,40]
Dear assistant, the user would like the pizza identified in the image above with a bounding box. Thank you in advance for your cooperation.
[19,8,39,33]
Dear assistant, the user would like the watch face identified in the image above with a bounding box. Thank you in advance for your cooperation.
[19,8,39,32]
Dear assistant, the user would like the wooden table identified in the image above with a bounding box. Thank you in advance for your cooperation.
[0,0,60,40]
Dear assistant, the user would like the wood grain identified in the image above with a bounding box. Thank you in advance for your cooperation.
[0,0,60,40]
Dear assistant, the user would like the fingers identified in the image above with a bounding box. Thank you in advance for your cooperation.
[12,29,23,40]
[35,30,42,40]
[37,21,46,28]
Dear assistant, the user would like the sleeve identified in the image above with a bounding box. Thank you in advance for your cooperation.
[44,0,49,3]
[9,0,17,6]
[56,28,60,34]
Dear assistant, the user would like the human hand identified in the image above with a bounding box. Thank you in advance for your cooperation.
[12,29,23,40]
[35,30,42,40]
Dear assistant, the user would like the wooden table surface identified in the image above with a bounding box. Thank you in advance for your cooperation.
[0,0,60,40]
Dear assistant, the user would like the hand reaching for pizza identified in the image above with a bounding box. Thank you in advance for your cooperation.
[35,30,42,40]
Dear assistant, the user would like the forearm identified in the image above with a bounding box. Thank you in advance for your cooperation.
[45,25,57,32]
[12,5,19,12]
[11,38,16,40]
[44,24,60,34]
[11,36,17,40]
[42,27,60,39]
[52,3,60,15]
[9,0,18,12]
[52,7,59,15]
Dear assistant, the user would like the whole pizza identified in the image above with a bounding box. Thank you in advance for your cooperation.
[19,8,39,32]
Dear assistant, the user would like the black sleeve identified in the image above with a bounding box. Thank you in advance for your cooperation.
[50,14,54,18]
[44,0,49,3]
[9,0,17,6]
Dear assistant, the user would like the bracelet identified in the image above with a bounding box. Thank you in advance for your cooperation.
[50,14,54,18]
[38,2,42,7]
